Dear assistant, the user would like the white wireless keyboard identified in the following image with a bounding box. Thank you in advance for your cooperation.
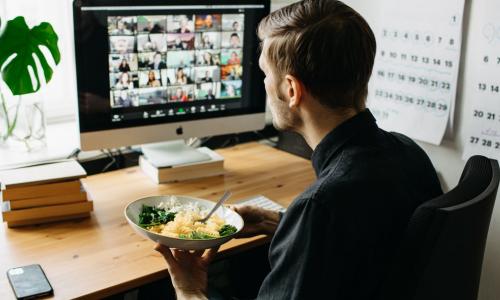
[237,195,286,213]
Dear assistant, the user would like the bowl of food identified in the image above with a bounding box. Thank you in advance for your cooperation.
[124,195,244,250]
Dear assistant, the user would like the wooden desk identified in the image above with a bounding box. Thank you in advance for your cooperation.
[0,142,315,299]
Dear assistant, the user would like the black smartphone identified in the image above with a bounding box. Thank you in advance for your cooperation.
[6,264,53,299]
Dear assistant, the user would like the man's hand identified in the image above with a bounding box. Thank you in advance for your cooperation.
[230,205,280,238]
[155,243,219,300]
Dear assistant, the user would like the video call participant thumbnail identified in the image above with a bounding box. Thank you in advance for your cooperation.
[166,68,194,85]
[221,32,243,48]
[195,14,222,31]
[196,82,220,100]
[139,70,163,88]
[221,49,242,65]
[222,14,244,32]
[109,54,138,73]
[167,33,196,50]
[195,32,221,50]
[167,15,195,33]
[137,88,168,106]
[148,52,167,70]
[137,34,168,53]
[109,36,136,54]
[111,90,137,108]
[138,52,161,70]
[167,85,195,102]
[194,66,220,83]
[108,16,136,35]
[221,64,242,80]
[137,16,167,33]
[167,51,196,68]
[220,80,242,98]
[196,50,221,66]
[110,72,137,90]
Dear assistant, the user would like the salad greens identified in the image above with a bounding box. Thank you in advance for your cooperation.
[138,205,176,228]
[179,232,216,240]
[219,224,238,236]
[178,225,238,240]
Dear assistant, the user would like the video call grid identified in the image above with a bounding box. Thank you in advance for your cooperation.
[107,13,245,108]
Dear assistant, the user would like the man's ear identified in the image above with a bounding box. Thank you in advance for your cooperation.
[284,74,303,109]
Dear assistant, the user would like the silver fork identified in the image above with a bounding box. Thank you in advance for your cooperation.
[197,191,232,223]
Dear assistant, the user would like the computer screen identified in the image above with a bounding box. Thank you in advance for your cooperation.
[73,0,269,150]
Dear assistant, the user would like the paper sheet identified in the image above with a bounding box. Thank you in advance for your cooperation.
[462,1,500,160]
[367,0,465,145]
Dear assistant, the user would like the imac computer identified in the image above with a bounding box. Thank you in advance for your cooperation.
[73,0,270,165]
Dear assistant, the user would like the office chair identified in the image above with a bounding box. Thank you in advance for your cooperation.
[276,131,313,159]
[380,155,500,300]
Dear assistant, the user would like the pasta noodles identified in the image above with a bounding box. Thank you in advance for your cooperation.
[148,210,226,238]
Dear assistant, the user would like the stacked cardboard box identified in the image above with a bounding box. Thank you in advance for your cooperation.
[0,160,93,227]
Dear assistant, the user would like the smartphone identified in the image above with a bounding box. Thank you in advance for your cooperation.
[6,264,53,299]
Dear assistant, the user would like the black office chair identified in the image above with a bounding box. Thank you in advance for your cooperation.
[380,155,500,300]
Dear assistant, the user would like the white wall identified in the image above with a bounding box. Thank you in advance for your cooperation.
[272,0,499,299]
[2,0,77,123]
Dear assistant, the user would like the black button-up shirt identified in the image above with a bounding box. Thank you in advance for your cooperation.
[257,110,442,299]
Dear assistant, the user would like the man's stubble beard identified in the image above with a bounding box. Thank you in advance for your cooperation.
[270,87,302,133]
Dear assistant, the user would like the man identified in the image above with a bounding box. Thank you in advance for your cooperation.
[155,0,442,299]
[229,33,241,48]
[200,70,213,83]
[148,52,166,70]
[115,90,132,107]
[232,20,241,31]
[205,88,216,100]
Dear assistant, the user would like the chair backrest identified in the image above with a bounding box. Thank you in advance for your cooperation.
[276,131,313,159]
[381,156,500,300]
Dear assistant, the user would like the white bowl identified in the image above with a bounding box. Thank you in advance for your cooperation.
[124,195,244,250]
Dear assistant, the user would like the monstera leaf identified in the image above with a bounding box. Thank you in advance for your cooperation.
[0,16,60,95]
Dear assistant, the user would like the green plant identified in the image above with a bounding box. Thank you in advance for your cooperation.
[0,16,60,141]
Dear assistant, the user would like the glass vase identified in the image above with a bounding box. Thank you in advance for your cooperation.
[0,91,47,152]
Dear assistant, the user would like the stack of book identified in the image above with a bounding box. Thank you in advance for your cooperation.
[0,160,93,228]
[139,147,225,183]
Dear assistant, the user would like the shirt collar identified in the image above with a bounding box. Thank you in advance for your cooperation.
[311,109,378,177]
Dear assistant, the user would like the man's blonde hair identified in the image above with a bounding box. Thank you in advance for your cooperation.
[258,0,376,111]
